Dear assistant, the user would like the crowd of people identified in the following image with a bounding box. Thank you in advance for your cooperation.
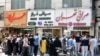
[0,33,98,56]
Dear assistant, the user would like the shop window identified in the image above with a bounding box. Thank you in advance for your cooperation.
[71,31,81,35]
[43,29,52,36]
[74,27,90,30]
[82,31,89,36]
[71,31,89,36]
[52,29,60,37]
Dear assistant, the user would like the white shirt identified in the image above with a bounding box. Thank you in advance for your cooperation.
[23,37,29,47]
[16,37,21,43]
[60,37,64,42]
[94,38,98,47]
[89,38,97,48]
[73,39,76,47]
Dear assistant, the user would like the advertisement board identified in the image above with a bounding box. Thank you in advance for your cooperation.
[27,10,54,27]
[4,10,27,27]
[54,8,92,27]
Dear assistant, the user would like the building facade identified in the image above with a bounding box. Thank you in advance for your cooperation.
[95,0,100,44]
[0,0,93,37]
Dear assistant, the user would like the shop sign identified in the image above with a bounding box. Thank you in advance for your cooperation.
[54,8,92,27]
[27,10,54,27]
[4,10,27,27]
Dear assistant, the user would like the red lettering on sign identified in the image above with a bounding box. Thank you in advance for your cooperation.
[56,9,77,22]
[74,23,86,26]
[7,12,26,22]
[55,9,89,22]
[58,23,68,26]
[76,10,89,22]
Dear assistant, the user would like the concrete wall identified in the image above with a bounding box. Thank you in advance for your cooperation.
[82,0,91,8]
[0,0,11,10]
[0,0,91,10]
[96,0,100,40]
[25,0,35,9]
[0,20,4,27]
[5,0,11,10]
[51,0,62,9]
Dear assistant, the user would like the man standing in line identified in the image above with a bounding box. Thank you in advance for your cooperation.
[33,33,39,56]
[89,36,98,56]
[28,34,34,56]
[75,33,81,53]
[22,35,29,56]
[81,34,89,56]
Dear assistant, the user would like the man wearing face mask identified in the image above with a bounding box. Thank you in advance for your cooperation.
[75,33,81,53]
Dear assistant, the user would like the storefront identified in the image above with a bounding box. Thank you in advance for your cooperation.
[4,9,28,35]
[27,10,62,37]
[35,27,62,37]
[27,8,92,37]
[54,8,92,36]
[63,27,90,36]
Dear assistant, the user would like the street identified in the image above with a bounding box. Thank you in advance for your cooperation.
[0,53,49,56]
[1,53,100,56]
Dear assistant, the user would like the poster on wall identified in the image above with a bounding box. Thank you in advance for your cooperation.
[4,10,27,27]
[54,8,92,27]
[27,10,54,27]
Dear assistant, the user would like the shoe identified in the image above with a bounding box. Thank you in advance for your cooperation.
[67,52,70,55]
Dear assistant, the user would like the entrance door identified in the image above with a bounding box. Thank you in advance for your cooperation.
[52,29,60,37]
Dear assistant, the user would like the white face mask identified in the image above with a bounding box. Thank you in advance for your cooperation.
[7,37,11,39]
[52,38,55,41]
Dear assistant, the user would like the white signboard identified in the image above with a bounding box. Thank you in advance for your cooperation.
[54,8,92,27]
[27,10,54,27]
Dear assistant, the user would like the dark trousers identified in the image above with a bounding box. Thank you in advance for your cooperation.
[34,45,38,56]
[49,48,58,56]
[22,46,29,56]
[18,45,22,54]
[13,46,17,55]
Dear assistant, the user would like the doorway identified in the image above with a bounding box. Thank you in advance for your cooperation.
[52,29,60,37]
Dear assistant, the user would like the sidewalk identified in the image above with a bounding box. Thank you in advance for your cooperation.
[1,53,100,56]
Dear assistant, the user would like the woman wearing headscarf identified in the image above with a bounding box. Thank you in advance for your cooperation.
[40,37,47,56]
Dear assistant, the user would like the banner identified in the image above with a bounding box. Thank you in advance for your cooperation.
[4,10,27,27]
[27,10,54,27]
[54,8,92,27]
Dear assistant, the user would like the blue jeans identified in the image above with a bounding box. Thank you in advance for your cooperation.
[29,46,34,56]
[94,47,97,56]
